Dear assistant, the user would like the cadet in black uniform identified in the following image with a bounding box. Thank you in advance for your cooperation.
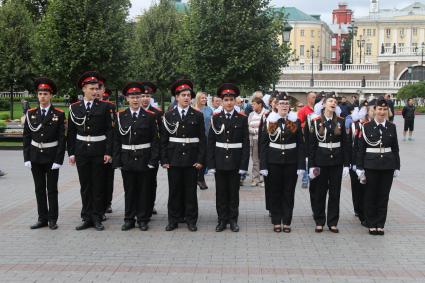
[259,94,305,233]
[356,97,400,235]
[67,71,114,231]
[140,81,163,216]
[23,78,66,230]
[160,79,206,232]
[207,83,249,232]
[113,82,160,231]
[309,93,350,233]
[96,78,116,216]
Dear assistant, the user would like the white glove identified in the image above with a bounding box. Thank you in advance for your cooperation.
[24,161,32,169]
[51,163,61,170]
[147,164,155,169]
[239,170,247,175]
[356,169,365,178]
[297,169,305,176]
[309,167,319,179]
[351,165,357,171]
[394,170,400,177]
[342,167,349,178]
[260,170,268,176]
[208,169,216,174]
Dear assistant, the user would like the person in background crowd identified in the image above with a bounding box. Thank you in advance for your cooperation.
[193,91,212,190]
[351,95,359,108]
[210,95,222,112]
[385,94,395,122]
[248,97,267,187]
[338,96,350,118]
[244,90,263,116]
[22,99,30,115]
[402,98,416,141]
[236,96,244,112]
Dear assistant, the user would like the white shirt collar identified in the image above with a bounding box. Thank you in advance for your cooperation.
[177,105,190,117]
[40,104,51,113]
[224,109,235,117]
[374,119,386,127]
[83,99,94,108]
[130,108,140,116]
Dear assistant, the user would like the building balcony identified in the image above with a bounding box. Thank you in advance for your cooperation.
[282,64,380,74]
[379,44,425,62]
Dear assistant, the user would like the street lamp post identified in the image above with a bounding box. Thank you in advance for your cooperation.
[421,42,424,65]
[408,66,413,84]
[348,20,358,64]
[357,36,365,64]
[273,21,293,91]
[308,45,315,87]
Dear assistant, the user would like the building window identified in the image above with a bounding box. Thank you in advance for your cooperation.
[366,43,372,55]
[373,29,376,36]
[300,45,305,56]
[413,28,418,36]
[385,28,391,38]
[400,29,405,38]
[412,43,418,52]
[367,29,372,36]
[300,30,304,37]
[331,51,336,59]
[332,38,336,46]
[398,43,404,49]
[311,30,314,38]
[385,43,391,48]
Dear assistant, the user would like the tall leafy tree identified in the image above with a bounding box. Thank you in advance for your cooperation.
[33,0,132,96]
[129,0,183,103]
[178,0,291,92]
[0,0,34,90]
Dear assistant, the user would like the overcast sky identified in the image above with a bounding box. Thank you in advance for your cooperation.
[129,0,418,23]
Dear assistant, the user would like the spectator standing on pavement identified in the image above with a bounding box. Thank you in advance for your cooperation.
[338,96,350,118]
[244,91,263,116]
[21,99,30,114]
[248,97,266,187]
[385,94,395,122]
[210,95,222,113]
[402,98,416,141]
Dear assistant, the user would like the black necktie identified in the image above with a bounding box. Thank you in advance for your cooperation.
[226,113,231,120]
[86,102,91,112]
[181,109,186,120]
[41,109,46,120]
[132,112,138,121]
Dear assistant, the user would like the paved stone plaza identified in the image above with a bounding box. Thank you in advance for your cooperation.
[0,117,424,282]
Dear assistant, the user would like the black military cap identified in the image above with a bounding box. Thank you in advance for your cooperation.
[34,77,57,94]
[375,96,388,108]
[78,71,100,89]
[122,82,145,96]
[360,99,369,107]
[217,83,240,98]
[98,75,106,87]
[140,81,157,94]
[276,93,291,101]
[103,88,112,98]
[170,79,195,98]
[324,92,337,101]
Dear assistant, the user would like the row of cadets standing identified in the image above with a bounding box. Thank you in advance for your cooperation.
[207,83,250,232]
[259,94,305,233]
[67,71,114,231]
[23,78,66,230]
[113,82,159,231]
[160,79,206,232]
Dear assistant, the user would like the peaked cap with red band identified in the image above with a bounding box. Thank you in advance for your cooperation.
[122,82,145,96]
[217,83,240,98]
[140,81,157,94]
[77,71,100,89]
[34,77,57,95]
[170,79,195,98]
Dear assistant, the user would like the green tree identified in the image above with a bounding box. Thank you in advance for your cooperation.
[178,0,291,93]
[397,81,425,100]
[129,0,183,104]
[0,0,34,90]
[1,0,48,21]
[33,0,131,97]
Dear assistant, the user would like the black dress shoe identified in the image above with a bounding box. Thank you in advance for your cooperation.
[282,226,291,233]
[30,221,48,229]
[49,221,58,230]
[165,223,178,231]
[75,221,93,231]
[139,222,149,231]
[94,221,104,231]
[329,227,339,233]
[121,222,135,231]
[215,222,226,232]
[101,214,107,222]
[315,226,323,233]
[229,222,239,232]
[105,205,112,214]
[369,229,378,235]
[377,229,385,236]
[152,208,157,215]
[187,223,198,232]
[197,180,208,190]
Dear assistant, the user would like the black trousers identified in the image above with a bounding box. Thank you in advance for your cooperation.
[104,163,115,211]
[350,169,365,221]
[76,155,106,223]
[121,169,153,223]
[313,165,343,227]
[215,170,240,223]
[264,175,272,211]
[309,177,318,217]
[269,163,298,225]
[31,163,59,222]
[149,166,159,216]
[364,169,394,228]
[167,166,198,225]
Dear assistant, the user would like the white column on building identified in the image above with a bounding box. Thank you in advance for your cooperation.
[420,28,425,46]
[379,27,385,53]
[406,28,412,48]
[389,61,395,81]
[393,27,398,49]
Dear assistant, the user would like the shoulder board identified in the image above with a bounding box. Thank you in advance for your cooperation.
[213,112,221,116]
[118,109,126,114]
[103,101,115,106]
[152,106,162,112]
[53,107,64,113]
[28,107,37,112]
[191,107,201,113]
[238,111,246,116]
[71,101,80,106]
[145,109,155,115]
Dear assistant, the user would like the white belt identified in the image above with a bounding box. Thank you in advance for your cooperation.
[76,134,106,142]
[216,142,243,149]
[169,137,199,143]
[318,142,341,149]
[31,140,58,149]
[269,142,296,150]
[122,143,151,150]
[366,147,392,153]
